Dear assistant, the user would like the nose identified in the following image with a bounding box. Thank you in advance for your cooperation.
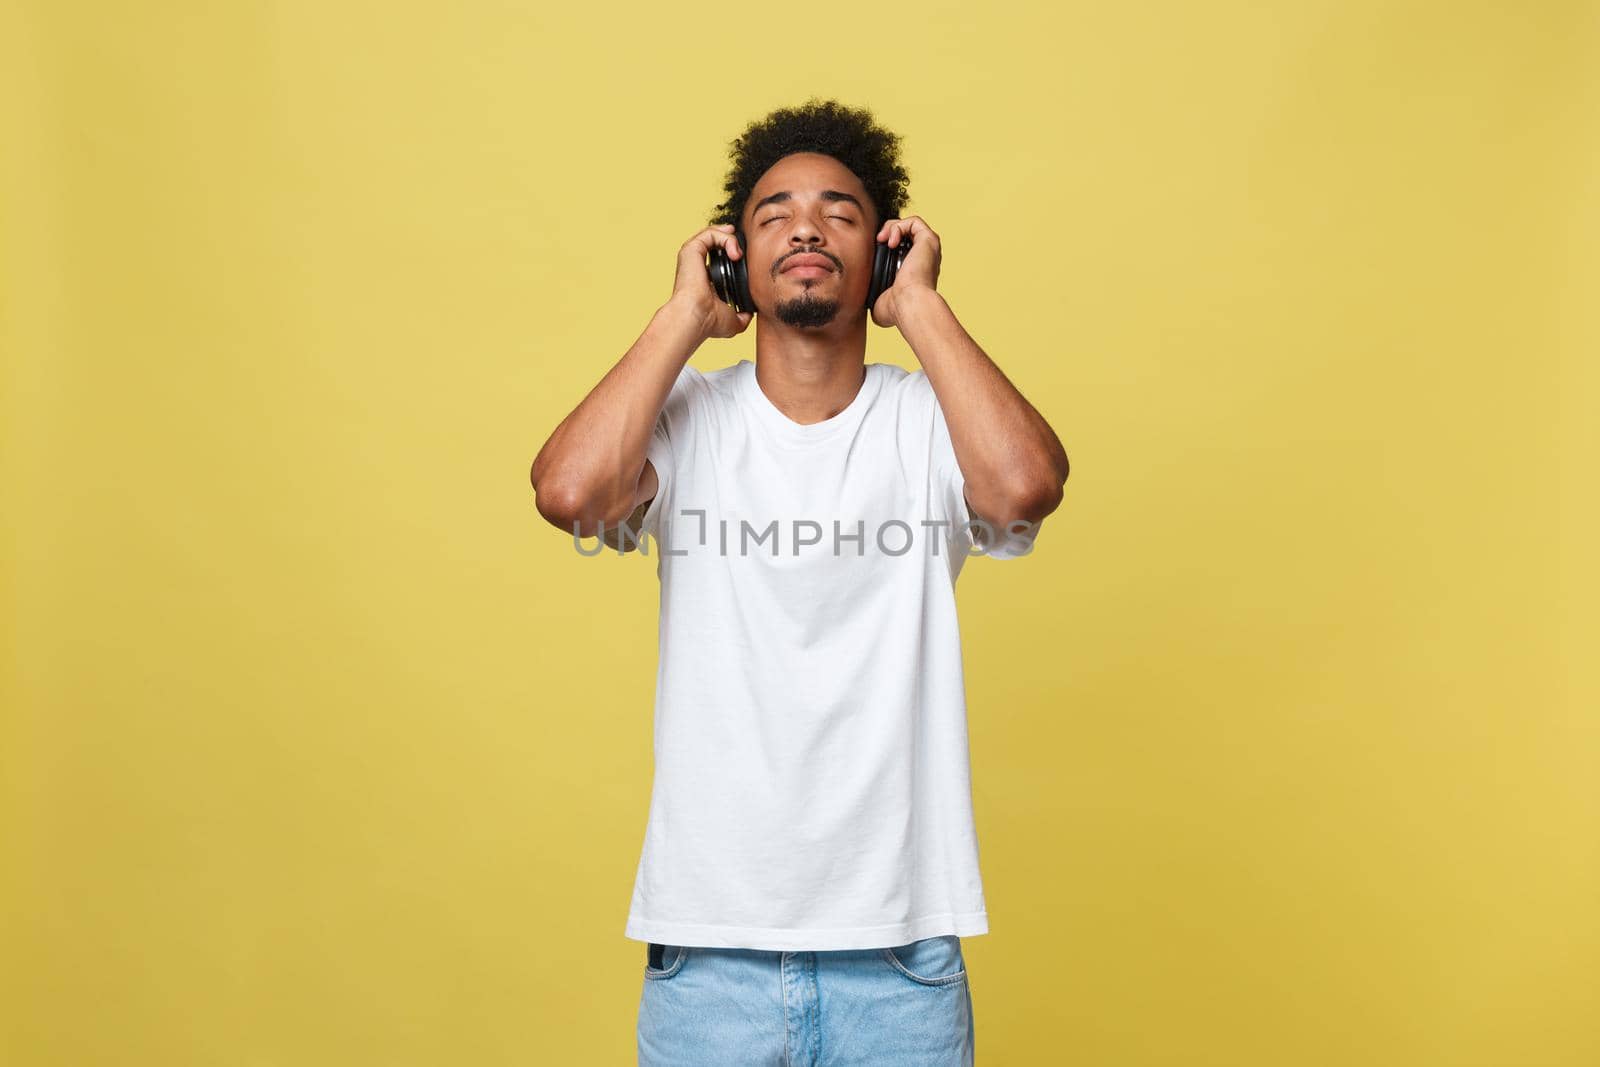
[787,211,825,244]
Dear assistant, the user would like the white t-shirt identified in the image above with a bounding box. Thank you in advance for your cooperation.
[623,358,1032,952]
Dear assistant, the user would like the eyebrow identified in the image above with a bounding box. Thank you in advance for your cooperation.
[750,189,866,215]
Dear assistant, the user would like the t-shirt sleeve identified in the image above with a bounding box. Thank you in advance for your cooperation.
[639,364,702,545]
[914,371,1037,561]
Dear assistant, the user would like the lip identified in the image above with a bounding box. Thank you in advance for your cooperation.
[780,254,835,274]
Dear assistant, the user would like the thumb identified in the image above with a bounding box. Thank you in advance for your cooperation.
[738,311,753,328]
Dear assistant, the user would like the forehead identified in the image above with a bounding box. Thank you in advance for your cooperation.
[747,152,868,204]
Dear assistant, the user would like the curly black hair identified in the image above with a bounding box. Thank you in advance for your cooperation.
[708,98,911,232]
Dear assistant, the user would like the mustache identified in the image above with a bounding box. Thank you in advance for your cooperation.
[774,250,842,274]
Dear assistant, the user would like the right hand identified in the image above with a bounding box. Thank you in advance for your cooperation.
[670,223,755,340]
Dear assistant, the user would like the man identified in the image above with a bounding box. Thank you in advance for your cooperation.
[530,98,1069,1065]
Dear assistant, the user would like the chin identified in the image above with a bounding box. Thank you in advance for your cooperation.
[772,293,843,329]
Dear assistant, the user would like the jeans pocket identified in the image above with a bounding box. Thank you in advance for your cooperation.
[879,934,966,986]
[643,942,690,980]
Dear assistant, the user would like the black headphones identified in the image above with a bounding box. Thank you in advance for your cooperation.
[706,223,913,316]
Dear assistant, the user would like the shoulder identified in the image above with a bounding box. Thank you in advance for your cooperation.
[872,363,925,405]
[874,364,944,427]
[655,362,721,425]
[875,362,916,391]
[696,360,743,399]
[667,361,708,399]
[876,363,938,404]
[669,360,747,411]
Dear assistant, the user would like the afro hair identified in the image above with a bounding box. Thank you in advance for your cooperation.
[708,98,911,233]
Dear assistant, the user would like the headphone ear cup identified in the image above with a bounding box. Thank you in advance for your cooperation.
[867,223,913,311]
[706,228,754,314]
[707,242,734,308]
[732,227,754,314]
[868,239,888,310]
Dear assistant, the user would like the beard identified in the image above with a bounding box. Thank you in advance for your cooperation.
[772,286,842,329]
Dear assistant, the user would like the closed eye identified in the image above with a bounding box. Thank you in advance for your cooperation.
[761,216,857,225]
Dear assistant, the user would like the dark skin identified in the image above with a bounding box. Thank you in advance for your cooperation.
[737,151,884,427]
[530,151,1067,553]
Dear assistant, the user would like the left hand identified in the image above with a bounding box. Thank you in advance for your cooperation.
[870,215,942,329]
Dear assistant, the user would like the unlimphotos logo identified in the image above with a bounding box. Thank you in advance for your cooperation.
[571,508,1036,558]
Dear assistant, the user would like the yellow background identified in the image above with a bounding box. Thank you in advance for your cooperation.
[4,1,1596,1064]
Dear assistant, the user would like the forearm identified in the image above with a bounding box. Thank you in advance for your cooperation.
[530,298,705,527]
[893,287,1070,523]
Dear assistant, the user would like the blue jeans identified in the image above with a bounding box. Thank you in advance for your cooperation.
[636,934,975,1066]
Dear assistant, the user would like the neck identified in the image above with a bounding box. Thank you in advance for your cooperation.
[748,335,868,426]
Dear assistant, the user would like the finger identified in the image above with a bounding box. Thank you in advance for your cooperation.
[692,226,742,260]
[709,224,741,259]
[895,217,929,247]
[897,219,937,251]
[885,217,921,248]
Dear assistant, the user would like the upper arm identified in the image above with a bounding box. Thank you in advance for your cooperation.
[635,457,659,513]
[608,364,700,554]
[959,484,1044,558]
[911,372,1036,561]
[604,459,659,552]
